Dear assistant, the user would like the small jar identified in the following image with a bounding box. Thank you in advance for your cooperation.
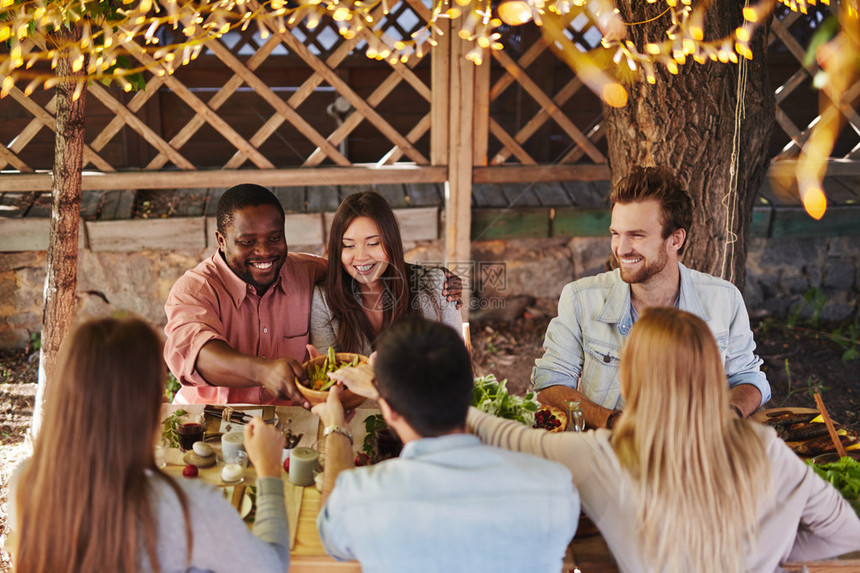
[566,401,585,432]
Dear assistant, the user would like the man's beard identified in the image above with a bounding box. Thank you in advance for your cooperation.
[617,246,668,284]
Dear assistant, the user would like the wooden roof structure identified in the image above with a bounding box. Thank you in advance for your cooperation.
[1,5,858,255]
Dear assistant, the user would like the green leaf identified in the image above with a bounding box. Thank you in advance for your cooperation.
[842,347,859,362]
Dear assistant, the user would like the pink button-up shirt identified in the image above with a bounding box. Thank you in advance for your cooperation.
[164,251,324,404]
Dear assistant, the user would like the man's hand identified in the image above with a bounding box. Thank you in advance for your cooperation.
[729,384,763,418]
[197,340,310,407]
[312,385,347,428]
[442,267,463,310]
[244,417,285,478]
[328,362,379,400]
[258,358,311,409]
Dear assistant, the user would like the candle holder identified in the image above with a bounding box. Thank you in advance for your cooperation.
[217,450,248,485]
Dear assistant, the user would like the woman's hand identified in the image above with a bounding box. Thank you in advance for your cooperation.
[312,384,346,428]
[243,417,285,478]
[306,344,323,359]
[442,267,463,309]
[327,362,379,400]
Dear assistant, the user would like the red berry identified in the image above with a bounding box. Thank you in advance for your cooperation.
[182,464,198,478]
[283,457,290,473]
[355,453,370,466]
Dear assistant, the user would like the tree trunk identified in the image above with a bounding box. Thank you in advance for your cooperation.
[605,1,774,293]
[32,28,87,435]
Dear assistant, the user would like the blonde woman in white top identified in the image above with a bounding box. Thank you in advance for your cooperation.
[469,307,860,572]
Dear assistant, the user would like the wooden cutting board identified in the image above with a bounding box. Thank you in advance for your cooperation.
[751,406,819,425]
[752,407,859,458]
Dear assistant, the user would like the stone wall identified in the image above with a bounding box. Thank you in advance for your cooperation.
[2,235,858,350]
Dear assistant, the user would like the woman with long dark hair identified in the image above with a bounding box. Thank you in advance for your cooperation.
[469,307,860,572]
[310,191,461,354]
[8,315,290,573]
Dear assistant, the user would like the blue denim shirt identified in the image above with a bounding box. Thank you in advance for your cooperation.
[317,433,579,573]
[532,263,771,410]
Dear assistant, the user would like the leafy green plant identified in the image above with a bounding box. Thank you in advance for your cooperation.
[806,456,860,516]
[788,287,827,328]
[29,331,41,352]
[830,318,860,362]
[361,414,388,456]
[162,409,188,448]
[165,372,181,402]
[779,359,828,406]
[472,374,539,426]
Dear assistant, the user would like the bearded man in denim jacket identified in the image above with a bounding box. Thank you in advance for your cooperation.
[534,166,771,430]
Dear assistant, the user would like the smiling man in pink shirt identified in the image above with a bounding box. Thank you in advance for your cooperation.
[164,184,325,405]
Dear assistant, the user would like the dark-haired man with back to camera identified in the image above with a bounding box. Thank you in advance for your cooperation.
[533,166,771,429]
[313,318,578,573]
[164,184,462,405]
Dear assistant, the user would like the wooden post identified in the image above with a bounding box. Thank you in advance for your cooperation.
[446,28,476,320]
[431,17,450,166]
[473,52,490,167]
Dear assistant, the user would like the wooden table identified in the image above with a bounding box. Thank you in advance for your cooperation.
[163,405,859,573]
[161,404,363,572]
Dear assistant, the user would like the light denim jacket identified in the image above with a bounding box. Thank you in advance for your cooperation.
[533,263,771,410]
[317,434,578,573]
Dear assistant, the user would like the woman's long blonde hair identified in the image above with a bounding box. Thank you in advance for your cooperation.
[14,315,191,573]
[611,307,769,573]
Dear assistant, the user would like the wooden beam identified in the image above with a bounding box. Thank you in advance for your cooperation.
[395,207,439,241]
[553,208,610,238]
[770,207,860,238]
[769,159,860,178]
[0,166,448,192]
[87,218,206,252]
[446,30,475,319]
[0,218,51,251]
[431,18,450,166]
[471,208,550,240]
[474,164,611,183]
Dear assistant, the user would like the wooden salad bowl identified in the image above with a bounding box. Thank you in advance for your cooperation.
[296,352,369,409]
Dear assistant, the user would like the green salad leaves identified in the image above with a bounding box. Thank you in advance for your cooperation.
[306,347,360,391]
[807,456,860,516]
[472,374,539,426]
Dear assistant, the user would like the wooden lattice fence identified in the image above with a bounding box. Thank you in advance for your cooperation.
[0,4,858,248]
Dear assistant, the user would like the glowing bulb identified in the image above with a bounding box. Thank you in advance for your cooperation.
[802,187,827,220]
[602,83,628,107]
[497,0,532,26]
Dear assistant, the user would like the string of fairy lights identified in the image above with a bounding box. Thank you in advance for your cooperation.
[0,0,836,92]
[0,0,857,218]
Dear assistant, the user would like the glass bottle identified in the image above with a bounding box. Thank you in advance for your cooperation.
[566,400,585,432]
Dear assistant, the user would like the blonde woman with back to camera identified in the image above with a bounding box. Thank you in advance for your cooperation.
[7,315,290,573]
[469,307,860,572]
